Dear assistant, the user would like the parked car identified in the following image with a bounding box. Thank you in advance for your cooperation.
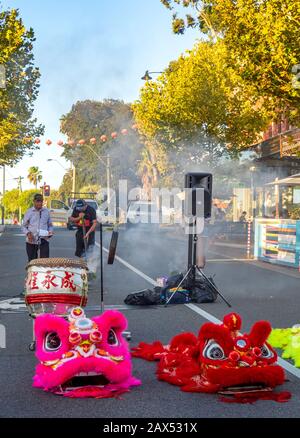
[125,200,175,227]
[49,199,71,228]
[126,201,158,225]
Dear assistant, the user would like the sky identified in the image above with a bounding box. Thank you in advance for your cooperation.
[2,0,199,191]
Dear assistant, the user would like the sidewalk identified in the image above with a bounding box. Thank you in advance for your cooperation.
[210,242,300,279]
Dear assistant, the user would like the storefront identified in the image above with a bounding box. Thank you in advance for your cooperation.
[254,218,300,268]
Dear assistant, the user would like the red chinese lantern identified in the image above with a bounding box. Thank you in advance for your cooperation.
[68,139,75,147]
[111,132,118,139]
[90,137,97,145]
[121,129,128,136]
[57,140,64,146]
[34,138,41,144]
[46,139,52,146]
[78,139,86,145]
[100,135,107,143]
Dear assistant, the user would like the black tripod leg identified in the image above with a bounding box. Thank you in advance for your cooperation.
[196,267,231,308]
[164,268,192,307]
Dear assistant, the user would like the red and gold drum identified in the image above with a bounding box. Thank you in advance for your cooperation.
[25,258,88,317]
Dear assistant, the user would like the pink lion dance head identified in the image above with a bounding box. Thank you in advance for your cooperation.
[33,307,141,398]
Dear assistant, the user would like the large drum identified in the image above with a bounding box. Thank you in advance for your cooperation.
[25,258,88,317]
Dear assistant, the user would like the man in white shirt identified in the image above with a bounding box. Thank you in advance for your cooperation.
[22,193,54,262]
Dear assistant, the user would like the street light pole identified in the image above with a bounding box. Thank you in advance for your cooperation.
[14,176,24,224]
[1,165,5,225]
[141,70,163,81]
[106,155,111,206]
[83,143,111,208]
[47,158,75,194]
[250,166,256,220]
[72,162,76,194]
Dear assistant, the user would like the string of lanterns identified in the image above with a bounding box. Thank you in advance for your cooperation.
[24,124,139,146]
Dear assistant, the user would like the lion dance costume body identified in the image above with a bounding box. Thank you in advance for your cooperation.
[132,313,290,403]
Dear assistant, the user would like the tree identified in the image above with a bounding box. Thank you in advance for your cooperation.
[60,99,143,191]
[161,1,300,124]
[2,188,20,217]
[27,166,42,189]
[2,188,36,218]
[19,189,39,214]
[0,7,44,164]
[57,169,73,203]
[133,41,270,157]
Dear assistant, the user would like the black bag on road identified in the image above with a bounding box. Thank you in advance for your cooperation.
[124,287,162,305]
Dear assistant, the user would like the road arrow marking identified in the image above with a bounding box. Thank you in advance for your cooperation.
[0,298,26,311]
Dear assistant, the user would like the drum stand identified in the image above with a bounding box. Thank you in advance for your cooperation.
[105,224,131,341]
[82,222,89,262]
[28,234,42,351]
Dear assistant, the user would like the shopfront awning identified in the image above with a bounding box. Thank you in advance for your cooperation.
[266,174,300,186]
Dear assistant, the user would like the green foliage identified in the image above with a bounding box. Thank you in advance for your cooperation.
[288,206,300,220]
[2,188,20,216]
[19,189,39,214]
[0,7,44,164]
[133,40,270,157]
[2,188,36,216]
[57,169,73,203]
[60,99,142,190]
[79,185,100,196]
[161,1,300,124]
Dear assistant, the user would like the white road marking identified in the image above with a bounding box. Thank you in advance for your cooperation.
[207,258,256,262]
[95,242,300,380]
[210,248,300,279]
[0,298,26,310]
[95,242,158,286]
[87,304,141,311]
[185,303,221,324]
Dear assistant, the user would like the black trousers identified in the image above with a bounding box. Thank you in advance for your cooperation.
[75,228,95,257]
[26,239,49,262]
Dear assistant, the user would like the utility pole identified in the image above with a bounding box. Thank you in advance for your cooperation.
[14,176,24,224]
[1,165,5,225]
[107,155,111,207]
[83,142,112,208]
[72,162,76,194]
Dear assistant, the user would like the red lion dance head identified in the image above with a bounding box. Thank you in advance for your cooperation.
[132,313,290,403]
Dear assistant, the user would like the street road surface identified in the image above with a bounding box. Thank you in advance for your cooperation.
[1,225,300,418]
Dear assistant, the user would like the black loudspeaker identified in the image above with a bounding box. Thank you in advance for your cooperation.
[185,172,213,219]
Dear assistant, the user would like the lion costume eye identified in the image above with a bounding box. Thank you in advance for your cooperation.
[260,344,274,359]
[44,332,62,352]
[203,339,226,360]
[107,329,119,346]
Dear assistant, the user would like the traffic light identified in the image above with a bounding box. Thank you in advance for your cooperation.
[43,185,50,197]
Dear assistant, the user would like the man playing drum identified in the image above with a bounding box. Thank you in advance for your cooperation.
[22,193,54,262]
[70,199,97,258]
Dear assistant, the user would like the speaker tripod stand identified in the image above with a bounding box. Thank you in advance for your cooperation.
[165,220,231,308]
